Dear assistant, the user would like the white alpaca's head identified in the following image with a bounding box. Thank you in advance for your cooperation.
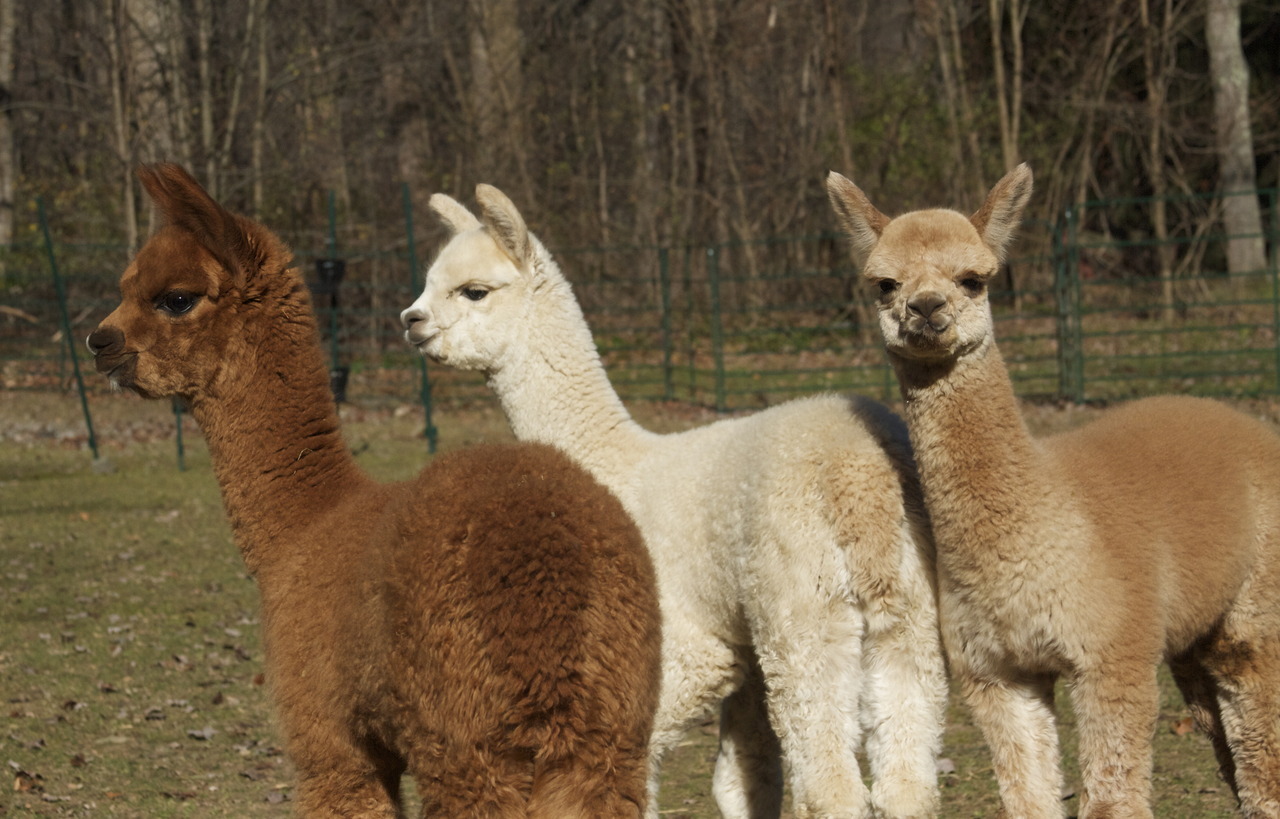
[401,185,552,373]
[826,164,1033,364]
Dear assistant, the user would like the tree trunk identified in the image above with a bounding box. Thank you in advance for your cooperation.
[1205,0,1265,277]
[0,0,16,251]
[468,0,530,207]
[1141,0,1176,322]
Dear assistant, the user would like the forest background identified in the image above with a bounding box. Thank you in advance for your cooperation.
[0,0,1276,273]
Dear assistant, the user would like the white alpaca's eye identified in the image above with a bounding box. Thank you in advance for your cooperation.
[461,286,489,302]
[877,280,899,296]
[960,276,985,295]
[157,291,198,315]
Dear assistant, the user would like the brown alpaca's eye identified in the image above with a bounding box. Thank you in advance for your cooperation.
[461,286,489,302]
[157,291,198,315]
[960,276,985,295]
[877,280,899,296]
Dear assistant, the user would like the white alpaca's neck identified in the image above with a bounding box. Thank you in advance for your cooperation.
[486,261,652,483]
[893,340,1045,563]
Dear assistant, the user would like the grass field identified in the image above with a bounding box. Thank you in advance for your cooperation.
[1,389,1253,817]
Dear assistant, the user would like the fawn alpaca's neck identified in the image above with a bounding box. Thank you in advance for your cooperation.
[486,264,651,481]
[192,287,369,575]
[893,340,1044,562]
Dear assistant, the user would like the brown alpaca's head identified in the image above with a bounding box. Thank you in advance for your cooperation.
[87,164,292,400]
[826,165,1033,364]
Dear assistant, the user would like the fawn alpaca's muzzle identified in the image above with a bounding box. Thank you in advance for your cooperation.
[86,325,138,388]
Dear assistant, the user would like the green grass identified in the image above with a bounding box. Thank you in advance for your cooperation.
[1,390,1246,817]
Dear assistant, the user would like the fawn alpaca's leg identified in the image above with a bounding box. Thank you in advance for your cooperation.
[959,668,1062,819]
[1068,664,1159,819]
[861,526,946,818]
[1168,650,1237,794]
[644,622,744,819]
[754,590,869,818]
[712,654,785,819]
[288,731,406,818]
[1208,632,1280,819]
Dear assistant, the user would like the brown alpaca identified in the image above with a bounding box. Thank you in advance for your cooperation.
[827,164,1280,819]
[86,163,662,818]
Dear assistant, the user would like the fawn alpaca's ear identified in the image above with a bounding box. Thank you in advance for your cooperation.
[429,193,483,234]
[475,184,532,268]
[136,163,265,283]
[970,163,1033,261]
[826,171,891,264]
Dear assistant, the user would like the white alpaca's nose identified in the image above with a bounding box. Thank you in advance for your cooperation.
[401,304,436,345]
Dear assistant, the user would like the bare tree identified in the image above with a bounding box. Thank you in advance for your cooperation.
[0,0,15,250]
[1206,0,1266,277]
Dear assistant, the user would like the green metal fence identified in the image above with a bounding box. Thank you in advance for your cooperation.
[3,188,1277,441]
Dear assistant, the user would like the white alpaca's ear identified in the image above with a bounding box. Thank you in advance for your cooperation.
[970,163,1033,261]
[826,171,890,265]
[475,184,532,267]
[430,193,483,234]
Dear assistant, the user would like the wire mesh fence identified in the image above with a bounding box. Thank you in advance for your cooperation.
[3,188,1277,443]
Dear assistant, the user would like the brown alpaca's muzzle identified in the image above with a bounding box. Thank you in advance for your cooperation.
[86,325,138,388]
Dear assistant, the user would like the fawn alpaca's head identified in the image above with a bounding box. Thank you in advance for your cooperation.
[826,164,1033,364]
[87,164,290,400]
[401,185,551,373]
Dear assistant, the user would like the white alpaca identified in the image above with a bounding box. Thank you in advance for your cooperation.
[399,186,947,818]
[827,164,1280,819]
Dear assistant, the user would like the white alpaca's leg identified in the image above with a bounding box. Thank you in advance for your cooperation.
[644,619,743,819]
[755,591,869,818]
[1068,664,1158,819]
[712,655,784,819]
[861,531,945,817]
[959,667,1063,819]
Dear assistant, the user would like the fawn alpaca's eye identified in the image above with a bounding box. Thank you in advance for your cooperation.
[157,291,199,315]
[959,275,985,295]
[877,280,899,296]
[461,286,489,302]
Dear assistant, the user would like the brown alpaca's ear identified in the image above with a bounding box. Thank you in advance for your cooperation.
[475,184,532,268]
[136,163,263,282]
[970,163,1033,261]
[826,171,890,265]
[429,193,483,234]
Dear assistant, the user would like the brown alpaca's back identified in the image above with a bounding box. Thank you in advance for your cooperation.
[87,163,661,818]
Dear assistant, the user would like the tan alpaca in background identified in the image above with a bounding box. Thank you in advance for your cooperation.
[826,164,1280,818]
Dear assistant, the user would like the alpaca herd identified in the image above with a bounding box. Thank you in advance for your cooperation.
[86,161,1280,818]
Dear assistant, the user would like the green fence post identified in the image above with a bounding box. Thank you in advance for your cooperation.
[326,190,340,375]
[1053,206,1086,403]
[38,197,100,461]
[658,246,673,401]
[172,399,186,471]
[399,184,440,455]
[707,244,726,412]
[1271,189,1280,394]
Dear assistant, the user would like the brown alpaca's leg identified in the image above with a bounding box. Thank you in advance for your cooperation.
[1207,634,1280,819]
[293,766,404,818]
[959,669,1062,819]
[712,656,785,819]
[525,745,651,819]
[1169,649,1238,794]
[1068,664,1159,819]
[413,746,532,819]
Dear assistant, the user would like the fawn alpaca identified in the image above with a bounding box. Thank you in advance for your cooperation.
[827,164,1280,818]
[87,163,662,818]
[401,185,947,818]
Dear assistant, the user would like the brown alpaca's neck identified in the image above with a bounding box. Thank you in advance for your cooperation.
[192,300,370,575]
[893,341,1045,561]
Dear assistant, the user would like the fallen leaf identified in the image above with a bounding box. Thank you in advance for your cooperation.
[1171,716,1195,736]
[187,726,216,741]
